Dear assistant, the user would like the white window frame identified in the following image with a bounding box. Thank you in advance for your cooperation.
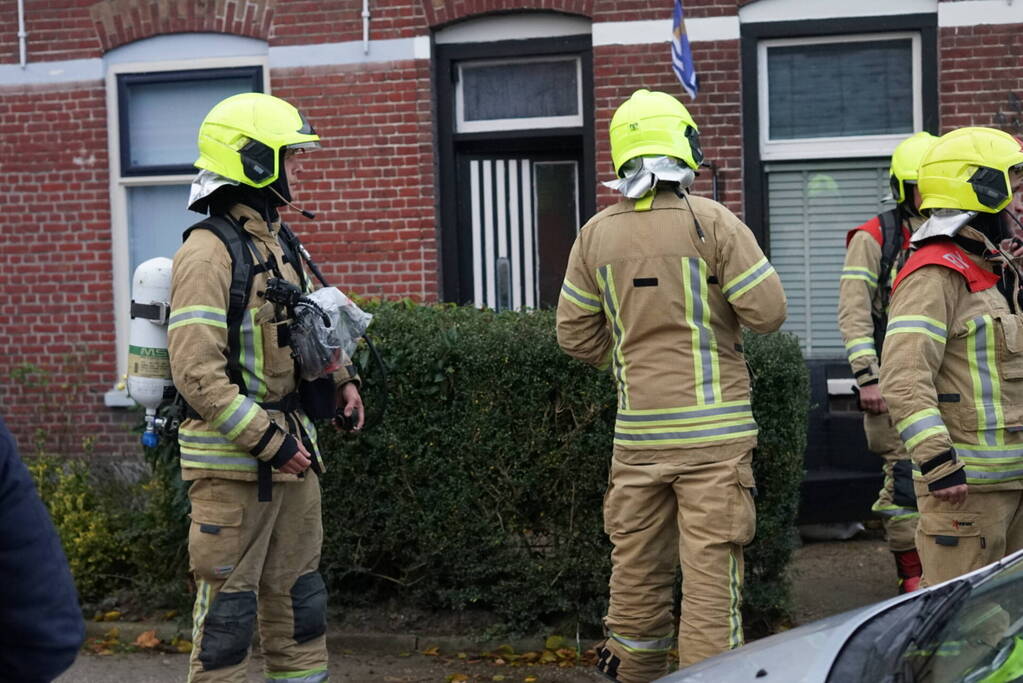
[455,56,583,133]
[105,55,269,406]
[758,32,922,161]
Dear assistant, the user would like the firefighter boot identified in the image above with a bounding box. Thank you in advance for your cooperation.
[894,549,922,593]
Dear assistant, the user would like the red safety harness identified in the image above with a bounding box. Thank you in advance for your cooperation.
[892,239,1000,294]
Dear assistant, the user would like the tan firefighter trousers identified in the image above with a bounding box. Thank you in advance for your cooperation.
[187,474,328,683]
[601,446,756,682]
[864,412,919,552]
[917,489,1023,587]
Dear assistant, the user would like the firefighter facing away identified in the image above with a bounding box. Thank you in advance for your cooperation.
[168,92,364,682]
[556,89,787,682]
[879,127,1023,587]
[838,131,938,593]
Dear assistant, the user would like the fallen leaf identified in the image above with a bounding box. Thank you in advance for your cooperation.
[103,611,122,621]
[446,674,469,682]
[524,677,538,683]
[539,651,557,664]
[492,676,507,682]
[545,635,566,650]
[134,629,160,649]
[169,633,193,654]
[422,646,441,656]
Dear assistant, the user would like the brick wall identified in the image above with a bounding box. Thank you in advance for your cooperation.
[938,24,1023,135]
[271,61,438,299]
[0,82,138,456]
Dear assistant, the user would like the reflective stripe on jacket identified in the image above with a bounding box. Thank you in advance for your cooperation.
[169,203,356,481]
[556,190,787,451]
[880,231,1023,490]
[837,215,917,387]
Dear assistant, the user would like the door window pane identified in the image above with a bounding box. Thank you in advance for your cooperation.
[119,67,261,174]
[767,39,913,140]
[456,58,582,132]
[767,160,893,358]
[534,161,579,308]
[463,60,577,120]
[464,158,578,310]
[127,184,194,278]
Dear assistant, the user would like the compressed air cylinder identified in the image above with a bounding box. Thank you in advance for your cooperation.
[127,257,174,446]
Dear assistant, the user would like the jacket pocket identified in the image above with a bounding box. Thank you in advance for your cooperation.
[727,463,757,546]
[996,314,1023,380]
[188,499,244,582]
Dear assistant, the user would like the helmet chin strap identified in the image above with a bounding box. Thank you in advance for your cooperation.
[268,185,316,220]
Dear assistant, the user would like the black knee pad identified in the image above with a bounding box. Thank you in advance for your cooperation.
[595,643,621,682]
[291,571,327,643]
[200,591,256,671]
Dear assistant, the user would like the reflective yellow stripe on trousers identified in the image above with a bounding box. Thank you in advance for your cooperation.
[609,631,674,653]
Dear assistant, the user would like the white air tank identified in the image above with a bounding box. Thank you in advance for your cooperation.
[126,257,173,447]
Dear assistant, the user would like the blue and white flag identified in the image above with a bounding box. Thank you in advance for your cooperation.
[672,0,698,99]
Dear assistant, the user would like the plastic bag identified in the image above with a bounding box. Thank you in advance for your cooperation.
[291,287,373,380]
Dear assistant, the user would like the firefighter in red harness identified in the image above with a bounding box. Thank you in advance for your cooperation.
[879,127,1023,585]
[838,131,936,593]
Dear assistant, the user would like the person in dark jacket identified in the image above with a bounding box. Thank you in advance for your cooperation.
[0,414,84,682]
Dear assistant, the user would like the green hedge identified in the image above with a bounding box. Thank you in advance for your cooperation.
[317,302,809,635]
[26,302,808,635]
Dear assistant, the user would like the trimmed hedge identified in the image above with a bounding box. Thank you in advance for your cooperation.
[26,301,808,634]
[317,302,810,635]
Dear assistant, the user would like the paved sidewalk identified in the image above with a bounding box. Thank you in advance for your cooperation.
[57,649,601,682]
[57,533,893,682]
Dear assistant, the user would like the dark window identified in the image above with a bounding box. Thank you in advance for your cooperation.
[118,66,262,176]
[768,39,913,140]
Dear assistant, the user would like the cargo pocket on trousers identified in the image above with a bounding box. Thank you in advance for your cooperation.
[727,464,757,546]
[189,499,243,581]
[919,510,983,566]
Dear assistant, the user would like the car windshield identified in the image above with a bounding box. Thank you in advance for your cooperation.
[904,557,1023,682]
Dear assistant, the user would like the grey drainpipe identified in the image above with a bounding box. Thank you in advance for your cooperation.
[18,0,28,68]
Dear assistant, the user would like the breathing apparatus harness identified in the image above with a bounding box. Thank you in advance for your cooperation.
[151,212,388,502]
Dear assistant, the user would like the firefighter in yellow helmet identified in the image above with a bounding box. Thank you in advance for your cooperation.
[837,131,938,593]
[880,127,1023,586]
[169,92,364,683]
[556,89,787,681]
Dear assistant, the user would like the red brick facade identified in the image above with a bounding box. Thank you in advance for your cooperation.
[938,24,1023,135]
[1,0,1021,458]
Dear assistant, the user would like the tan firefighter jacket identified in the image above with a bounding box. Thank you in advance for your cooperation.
[556,190,787,454]
[838,214,923,387]
[880,228,1023,493]
[168,203,358,482]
